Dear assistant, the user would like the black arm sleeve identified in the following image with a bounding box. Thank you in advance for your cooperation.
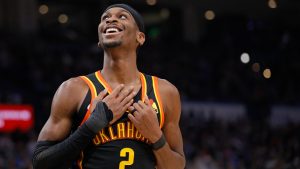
[32,102,113,169]
[85,101,113,133]
[32,124,94,169]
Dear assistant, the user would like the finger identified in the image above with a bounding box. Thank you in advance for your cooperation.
[128,113,139,125]
[121,99,134,113]
[117,86,134,102]
[144,95,150,106]
[97,89,107,100]
[120,90,136,106]
[133,102,143,112]
[92,89,107,107]
[137,100,147,109]
[110,84,124,97]
[128,106,135,112]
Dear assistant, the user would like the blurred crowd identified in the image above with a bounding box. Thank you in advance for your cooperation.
[0,132,36,169]
[0,7,300,169]
[182,117,300,169]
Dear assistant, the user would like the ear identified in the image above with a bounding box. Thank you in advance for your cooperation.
[136,32,145,46]
[98,41,103,49]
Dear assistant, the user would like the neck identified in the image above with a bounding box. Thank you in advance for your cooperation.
[101,47,139,85]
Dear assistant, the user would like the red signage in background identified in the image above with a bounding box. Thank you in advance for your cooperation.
[0,105,34,133]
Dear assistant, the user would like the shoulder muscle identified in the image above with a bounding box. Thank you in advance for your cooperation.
[156,78,181,123]
[38,77,88,141]
[51,77,88,119]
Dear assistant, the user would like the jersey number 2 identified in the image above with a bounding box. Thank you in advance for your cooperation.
[119,148,134,169]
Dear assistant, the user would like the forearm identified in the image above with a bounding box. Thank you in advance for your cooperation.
[33,102,112,169]
[32,124,95,169]
[154,143,186,169]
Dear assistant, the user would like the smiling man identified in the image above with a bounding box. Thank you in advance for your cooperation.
[32,4,185,169]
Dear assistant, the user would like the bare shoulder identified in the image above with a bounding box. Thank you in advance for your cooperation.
[60,76,88,92]
[156,77,181,121]
[38,76,89,141]
[51,76,89,118]
[156,78,180,100]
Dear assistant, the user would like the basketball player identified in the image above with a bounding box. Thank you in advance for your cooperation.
[32,4,185,169]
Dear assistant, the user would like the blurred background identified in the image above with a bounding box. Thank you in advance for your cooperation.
[0,0,300,168]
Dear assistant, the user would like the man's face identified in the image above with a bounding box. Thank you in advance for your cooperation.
[98,7,141,49]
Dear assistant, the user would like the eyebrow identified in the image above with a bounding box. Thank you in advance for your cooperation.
[101,9,133,18]
[119,9,132,16]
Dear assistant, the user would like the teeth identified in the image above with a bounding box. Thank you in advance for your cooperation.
[106,28,119,33]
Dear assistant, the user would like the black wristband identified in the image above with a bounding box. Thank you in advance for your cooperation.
[103,102,113,122]
[152,134,166,150]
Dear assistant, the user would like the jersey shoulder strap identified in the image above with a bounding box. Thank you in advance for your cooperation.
[143,74,165,129]
[78,71,106,126]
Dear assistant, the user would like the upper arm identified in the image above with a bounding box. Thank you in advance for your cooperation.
[38,77,89,141]
[158,79,185,157]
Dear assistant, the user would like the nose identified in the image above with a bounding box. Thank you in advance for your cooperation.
[105,15,118,24]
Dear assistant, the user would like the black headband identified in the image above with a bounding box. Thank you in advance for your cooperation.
[104,4,145,33]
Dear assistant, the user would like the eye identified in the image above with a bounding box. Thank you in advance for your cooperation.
[120,15,127,19]
[102,15,109,21]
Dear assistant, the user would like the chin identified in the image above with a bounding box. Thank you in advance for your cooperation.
[103,40,122,48]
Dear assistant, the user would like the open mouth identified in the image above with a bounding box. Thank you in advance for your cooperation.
[104,26,123,34]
